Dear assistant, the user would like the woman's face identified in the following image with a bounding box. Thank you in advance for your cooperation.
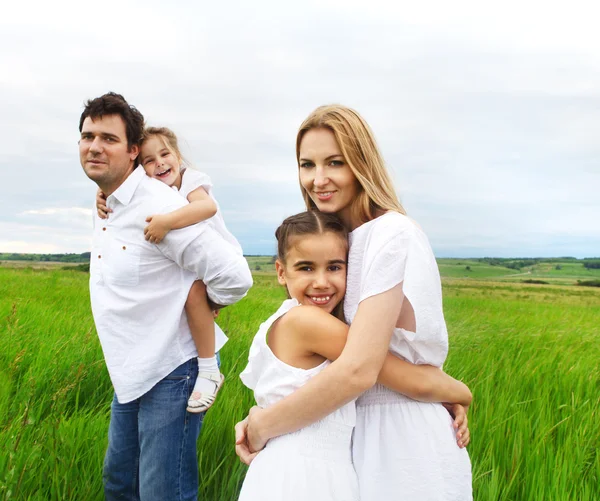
[276,232,347,314]
[139,135,182,188]
[298,128,360,228]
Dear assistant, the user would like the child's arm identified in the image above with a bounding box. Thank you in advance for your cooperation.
[144,187,218,244]
[279,305,472,407]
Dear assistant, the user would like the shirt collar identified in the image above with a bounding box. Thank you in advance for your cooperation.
[110,166,145,206]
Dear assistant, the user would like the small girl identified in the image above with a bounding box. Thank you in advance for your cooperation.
[97,126,240,413]
[237,211,472,501]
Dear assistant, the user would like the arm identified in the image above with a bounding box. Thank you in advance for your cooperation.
[282,306,472,406]
[246,283,404,452]
[145,187,218,243]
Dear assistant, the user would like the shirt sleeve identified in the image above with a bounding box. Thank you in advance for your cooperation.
[359,226,412,304]
[157,219,253,306]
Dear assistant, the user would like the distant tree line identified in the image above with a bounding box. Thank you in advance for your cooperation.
[583,261,600,269]
[0,252,91,263]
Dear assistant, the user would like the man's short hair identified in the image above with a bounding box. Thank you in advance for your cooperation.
[79,92,145,150]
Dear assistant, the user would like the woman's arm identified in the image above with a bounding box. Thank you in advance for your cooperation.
[281,305,472,406]
[244,283,405,453]
[144,187,218,243]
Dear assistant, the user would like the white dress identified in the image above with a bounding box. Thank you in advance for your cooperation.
[177,167,243,344]
[238,299,359,501]
[345,212,472,500]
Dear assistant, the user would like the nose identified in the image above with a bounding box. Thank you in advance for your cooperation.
[313,165,329,188]
[89,136,103,154]
[312,270,330,289]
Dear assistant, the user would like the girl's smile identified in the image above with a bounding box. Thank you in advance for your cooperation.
[276,232,348,315]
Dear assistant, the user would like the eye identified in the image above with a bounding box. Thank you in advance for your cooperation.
[161,152,171,158]
[298,266,313,272]
[328,264,344,272]
[299,161,314,168]
[330,160,345,166]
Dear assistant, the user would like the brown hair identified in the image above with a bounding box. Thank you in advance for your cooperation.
[275,211,348,319]
[296,104,405,226]
[79,92,144,150]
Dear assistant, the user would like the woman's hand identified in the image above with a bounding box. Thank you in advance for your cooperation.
[144,214,172,243]
[96,189,111,219]
[443,403,470,448]
[234,407,267,465]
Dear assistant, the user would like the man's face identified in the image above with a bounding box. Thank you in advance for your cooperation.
[79,114,139,194]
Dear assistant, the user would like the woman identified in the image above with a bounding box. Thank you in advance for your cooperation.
[236,105,472,500]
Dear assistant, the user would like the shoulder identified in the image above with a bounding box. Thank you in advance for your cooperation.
[277,305,339,337]
[139,176,186,211]
[357,212,421,249]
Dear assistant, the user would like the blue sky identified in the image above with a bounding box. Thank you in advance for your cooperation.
[1,0,599,257]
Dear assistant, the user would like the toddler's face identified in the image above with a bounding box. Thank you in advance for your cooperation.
[140,135,181,188]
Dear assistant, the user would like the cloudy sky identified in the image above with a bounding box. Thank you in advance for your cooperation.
[2,0,599,257]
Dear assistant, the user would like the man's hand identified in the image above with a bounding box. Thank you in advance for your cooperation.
[144,214,172,244]
[96,189,112,219]
[443,403,470,448]
[234,406,267,465]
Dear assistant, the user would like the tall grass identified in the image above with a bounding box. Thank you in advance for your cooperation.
[1,268,599,500]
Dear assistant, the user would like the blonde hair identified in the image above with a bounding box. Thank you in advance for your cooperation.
[296,105,405,225]
[140,126,189,167]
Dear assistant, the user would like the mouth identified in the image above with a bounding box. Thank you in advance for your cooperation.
[156,168,172,179]
[87,158,106,165]
[306,294,334,307]
[313,191,335,201]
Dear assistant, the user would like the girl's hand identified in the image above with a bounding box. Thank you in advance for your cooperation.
[144,214,172,243]
[96,189,111,219]
[234,416,259,465]
[247,406,269,453]
[443,403,470,448]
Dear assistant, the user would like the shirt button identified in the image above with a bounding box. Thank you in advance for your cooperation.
[102,227,107,231]
[122,246,126,250]
[98,255,101,259]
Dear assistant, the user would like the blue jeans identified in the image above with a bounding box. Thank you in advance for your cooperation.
[103,358,204,501]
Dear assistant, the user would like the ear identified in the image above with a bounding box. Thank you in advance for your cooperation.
[275,259,287,286]
[129,144,139,161]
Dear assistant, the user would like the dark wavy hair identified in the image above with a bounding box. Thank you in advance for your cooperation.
[79,92,145,150]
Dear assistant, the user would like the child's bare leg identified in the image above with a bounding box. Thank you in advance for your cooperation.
[185,280,224,414]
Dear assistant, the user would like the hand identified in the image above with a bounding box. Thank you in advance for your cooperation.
[235,416,259,465]
[144,214,171,244]
[444,403,471,448]
[96,189,111,219]
[247,406,268,453]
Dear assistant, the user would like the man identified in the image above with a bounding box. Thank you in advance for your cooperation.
[79,92,252,500]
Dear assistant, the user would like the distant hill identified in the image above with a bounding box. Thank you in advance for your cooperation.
[0,252,91,263]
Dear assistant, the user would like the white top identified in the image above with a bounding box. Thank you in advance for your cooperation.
[178,168,242,253]
[344,211,448,367]
[90,166,252,403]
[238,303,359,501]
[240,298,356,427]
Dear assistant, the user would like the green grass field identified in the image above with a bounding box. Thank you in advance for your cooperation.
[1,261,599,500]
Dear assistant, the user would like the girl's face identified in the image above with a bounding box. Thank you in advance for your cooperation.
[276,232,347,314]
[139,135,182,188]
[298,128,360,228]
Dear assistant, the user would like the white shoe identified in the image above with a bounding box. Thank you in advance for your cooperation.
[187,372,225,413]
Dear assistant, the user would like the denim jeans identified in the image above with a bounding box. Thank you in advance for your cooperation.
[103,358,204,501]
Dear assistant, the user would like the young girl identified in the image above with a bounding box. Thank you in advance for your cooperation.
[97,126,241,413]
[236,105,473,500]
[237,211,472,501]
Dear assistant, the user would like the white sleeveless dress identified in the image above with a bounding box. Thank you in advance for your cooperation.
[238,299,359,501]
[346,212,472,500]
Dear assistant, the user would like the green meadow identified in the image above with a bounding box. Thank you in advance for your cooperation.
[1,259,599,500]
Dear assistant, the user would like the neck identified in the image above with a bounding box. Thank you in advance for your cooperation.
[99,165,135,197]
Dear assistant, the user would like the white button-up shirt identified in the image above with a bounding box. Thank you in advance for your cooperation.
[90,167,252,403]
